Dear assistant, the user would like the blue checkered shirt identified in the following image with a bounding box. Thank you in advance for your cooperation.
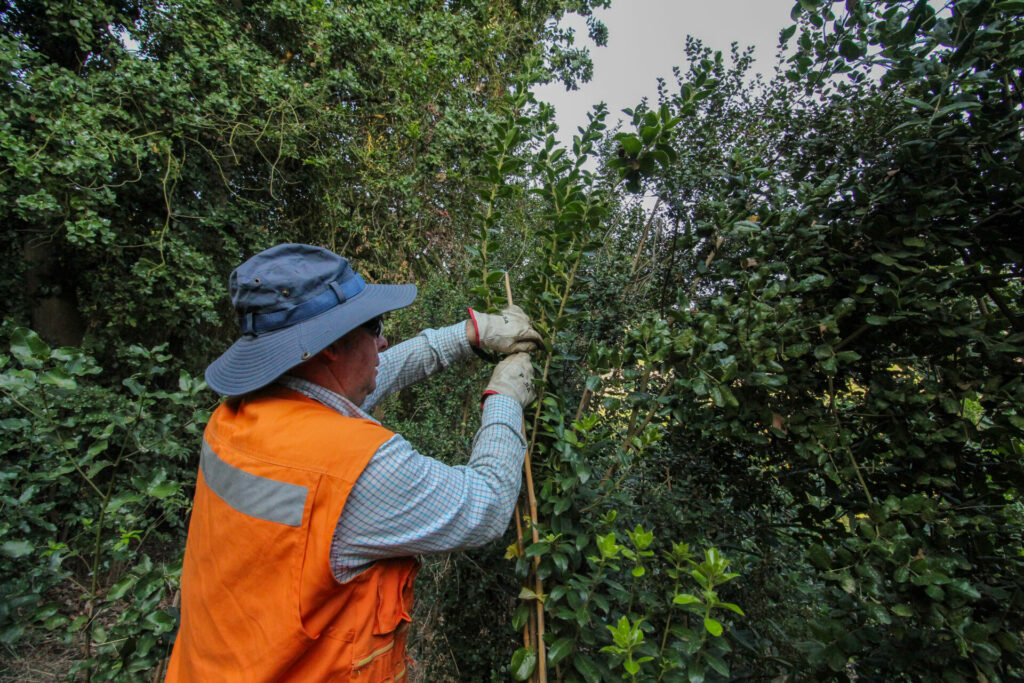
[277,323,525,582]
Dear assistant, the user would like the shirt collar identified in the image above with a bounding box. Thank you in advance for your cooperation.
[276,376,380,425]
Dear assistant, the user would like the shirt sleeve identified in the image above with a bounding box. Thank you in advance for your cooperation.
[330,394,525,582]
[360,321,472,412]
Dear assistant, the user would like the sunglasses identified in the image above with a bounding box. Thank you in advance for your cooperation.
[361,316,384,338]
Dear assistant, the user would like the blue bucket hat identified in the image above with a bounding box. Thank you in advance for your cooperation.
[205,243,417,396]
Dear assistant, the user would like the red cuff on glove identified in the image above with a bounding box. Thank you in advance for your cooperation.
[467,307,481,347]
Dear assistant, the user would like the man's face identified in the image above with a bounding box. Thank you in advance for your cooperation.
[329,326,388,406]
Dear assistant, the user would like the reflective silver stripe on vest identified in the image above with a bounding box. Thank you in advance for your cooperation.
[200,441,308,526]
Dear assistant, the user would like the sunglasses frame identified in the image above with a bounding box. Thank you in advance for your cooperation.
[361,316,384,338]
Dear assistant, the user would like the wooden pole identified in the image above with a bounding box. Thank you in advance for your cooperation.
[513,504,531,649]
[504,272,514,309]
[505,272,547,683]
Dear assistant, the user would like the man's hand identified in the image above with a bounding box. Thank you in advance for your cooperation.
[469,305,543,354]
[484,353,536,408]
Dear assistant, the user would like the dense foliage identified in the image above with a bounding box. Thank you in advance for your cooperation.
[2,0,1021,680]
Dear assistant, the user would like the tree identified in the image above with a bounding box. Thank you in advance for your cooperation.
[417,1,1023,679]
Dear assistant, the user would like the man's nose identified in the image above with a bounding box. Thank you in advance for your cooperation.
[377,335,389,352]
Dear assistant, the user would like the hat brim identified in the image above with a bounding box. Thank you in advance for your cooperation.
[205,283,417,396]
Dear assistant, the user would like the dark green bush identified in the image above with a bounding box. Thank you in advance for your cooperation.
[0,327,206,678]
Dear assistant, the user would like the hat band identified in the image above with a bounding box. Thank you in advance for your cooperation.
[239,274,366,336]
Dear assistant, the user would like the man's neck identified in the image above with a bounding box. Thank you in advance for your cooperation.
[285,362,354,403]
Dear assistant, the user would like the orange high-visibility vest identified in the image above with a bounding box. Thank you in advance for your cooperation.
[167,387,419,682]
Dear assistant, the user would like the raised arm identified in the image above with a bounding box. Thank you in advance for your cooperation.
[331,394,524,580]
[333,354,536,581]
[361,322,472,411]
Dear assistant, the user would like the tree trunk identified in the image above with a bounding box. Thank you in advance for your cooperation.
[23,236,85,347]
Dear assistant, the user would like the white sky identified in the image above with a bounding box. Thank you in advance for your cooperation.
[533,0,797,143]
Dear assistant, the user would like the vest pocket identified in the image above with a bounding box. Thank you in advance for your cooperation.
[372,559,417,635]
[349,560,418,680]
[351,621,408,680]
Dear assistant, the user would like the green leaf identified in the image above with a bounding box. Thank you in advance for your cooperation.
[904,97,933,111]
[0,418,30,430]
[618,135,642,156]
[10,327,50,363]
[1,540,33,558]
[574,653,603,683]
[510,647,537,681]
[688,653,706,683]
[709,384,738,407]
[807,544,830,569]
[703,650,729,677]
[704,617,723,637]
[826,644,846,671]
[525,542,549,558]
[512,603,530,631]
[148,481,180,499]
[43,614,69,630]
[839,39,864,60]
[144,610,176,634]
[673,593,701,605]
[0,369,36,389]
[933,101,980,118]
[106,491,144,515]
[949,579,981,600]
[0,625,25,645]
[891,604,913,617]
[106,575,138,601]
[39,368,76,390]
[518,587,544,602]
[123,377,146,396]
[547,636,573,665]
[718,602,745,616]
[135,633,157,658]
[87,440,109,458]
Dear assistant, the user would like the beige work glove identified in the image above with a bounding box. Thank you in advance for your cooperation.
[470,305,543,354]
[483,353,536,408]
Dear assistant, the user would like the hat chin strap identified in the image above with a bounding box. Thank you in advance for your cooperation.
[239,274,366,336]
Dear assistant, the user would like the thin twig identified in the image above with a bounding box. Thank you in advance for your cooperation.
[629,198,662,275]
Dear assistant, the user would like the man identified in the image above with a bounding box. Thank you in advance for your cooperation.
[166,243,541,681]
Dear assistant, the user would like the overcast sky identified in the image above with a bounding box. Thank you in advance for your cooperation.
[533,0,797,143]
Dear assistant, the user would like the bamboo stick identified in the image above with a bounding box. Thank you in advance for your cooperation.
[513,503,531,649]
[505,271,546,683]
[504,272,514,310]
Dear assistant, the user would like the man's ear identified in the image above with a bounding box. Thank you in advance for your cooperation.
[320,341,341,361]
